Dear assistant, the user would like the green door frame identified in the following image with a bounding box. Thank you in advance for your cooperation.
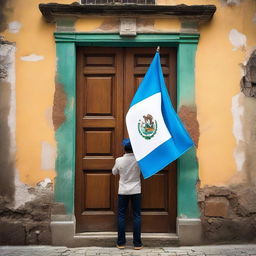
[54,32,200,222]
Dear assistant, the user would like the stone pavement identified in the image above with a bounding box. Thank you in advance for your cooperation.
[0,244,256,256]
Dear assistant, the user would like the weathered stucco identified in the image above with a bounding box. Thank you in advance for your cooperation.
[195,0,256,187]
[0,0,9,32]
[178,106,199,146]
[52,82,67,131]
[241,96,256,186]
[0,79,14,199]
[198,184,256,243]
[241,50,256,97]
[0,40,15,201]
[1,0,255,188]
[1,0,256,245]
[0,183,53,245]
[2,0,58,186]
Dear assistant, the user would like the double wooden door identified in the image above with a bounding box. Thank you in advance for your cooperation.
[75,47,177,233]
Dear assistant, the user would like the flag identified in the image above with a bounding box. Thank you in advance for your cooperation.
[126,51,194,179]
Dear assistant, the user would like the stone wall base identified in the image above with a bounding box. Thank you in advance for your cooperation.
[177,218,202,245]
[199,185,256,243]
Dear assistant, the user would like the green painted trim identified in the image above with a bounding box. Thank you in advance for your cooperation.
[55,42,76,214]
[177,43,197,106]
[54,32,200,218]
[177,43,199,218]
[54,32,200,45]
[177,148,200,218]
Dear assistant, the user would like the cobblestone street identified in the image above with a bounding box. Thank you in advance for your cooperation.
[0,245,256,256]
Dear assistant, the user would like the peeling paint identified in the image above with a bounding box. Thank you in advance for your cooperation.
[227,0,241,6]
[75,18,104,32]
[241,50,256,98]
[1,173,53,245]
[178,105,199,146]
[231,93,245,172]
[6,47,16,156]
[37,178,52,188]
[41,142,56,170]
[252,13,256,24]
[98,18,119,31]
[229,29,247,50]
[0,43,16,154]
[8,21,22,34]
[20,54,44,62]
[240,61,246,77]
[234,146,246,172]
[0,41,16,201]
[231,91,256,184]
[243,96,256,186]
[54,43,76,214]
[232,93,245,143]
[52,83,67,131]
[44,107,54,129]
[0,0,8,32]
[14,171,36,209]
[56,18,75,32]
[137,19,155,33]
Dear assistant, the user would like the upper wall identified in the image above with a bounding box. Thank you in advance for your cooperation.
[1,0,256,188]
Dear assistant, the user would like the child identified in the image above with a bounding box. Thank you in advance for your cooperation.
[112,138,143,250]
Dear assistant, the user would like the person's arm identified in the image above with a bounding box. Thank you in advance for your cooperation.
[112,159,119,175]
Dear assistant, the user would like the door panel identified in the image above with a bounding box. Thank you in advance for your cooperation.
[85,173,111,209]
[76,47,123,232]
[76,47,177,233]
[85,77,113,115]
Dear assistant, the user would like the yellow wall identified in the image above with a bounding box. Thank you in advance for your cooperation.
[2,0,107,186]
[3,0,57,185]
[155,0,256,187]
[2,0,256,187]
[187,0,256,186]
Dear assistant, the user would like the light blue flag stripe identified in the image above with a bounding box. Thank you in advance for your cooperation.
[130,53,161,107]
[138,137,194,179]
[128,52,194,179]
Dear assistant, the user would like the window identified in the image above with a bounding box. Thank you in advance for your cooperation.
[81,0,155,5]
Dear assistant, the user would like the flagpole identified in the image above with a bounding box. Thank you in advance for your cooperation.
[156,46,160,52]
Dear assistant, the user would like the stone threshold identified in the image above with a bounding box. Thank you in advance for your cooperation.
[51,218,202,246]
[72,232,179,247]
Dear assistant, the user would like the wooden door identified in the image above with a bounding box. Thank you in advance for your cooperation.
[75,47,177,233]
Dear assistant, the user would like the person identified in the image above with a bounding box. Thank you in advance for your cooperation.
[112,138,143,250]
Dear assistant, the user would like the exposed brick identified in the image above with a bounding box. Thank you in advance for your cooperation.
[204,197,229,217]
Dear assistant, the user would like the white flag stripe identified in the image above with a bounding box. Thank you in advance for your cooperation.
[126,93,172,161]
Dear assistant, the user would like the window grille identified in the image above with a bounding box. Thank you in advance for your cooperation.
[81,0,155,5]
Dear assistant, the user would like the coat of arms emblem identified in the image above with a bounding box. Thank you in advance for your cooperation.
[138,114,158,140]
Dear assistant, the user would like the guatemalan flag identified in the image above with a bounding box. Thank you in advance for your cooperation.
[126,51,194,179]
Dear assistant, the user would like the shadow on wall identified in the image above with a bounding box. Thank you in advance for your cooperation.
[0,80,15,200]
[0,40,15,201]
[0,0,9,33]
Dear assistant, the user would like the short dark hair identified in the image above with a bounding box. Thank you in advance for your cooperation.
[124,143,133,153]
[122,138,133,153]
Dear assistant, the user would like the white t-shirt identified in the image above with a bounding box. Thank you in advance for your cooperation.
[112,153,141,195]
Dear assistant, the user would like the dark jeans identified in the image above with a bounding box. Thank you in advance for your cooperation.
[117,194,142,247]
